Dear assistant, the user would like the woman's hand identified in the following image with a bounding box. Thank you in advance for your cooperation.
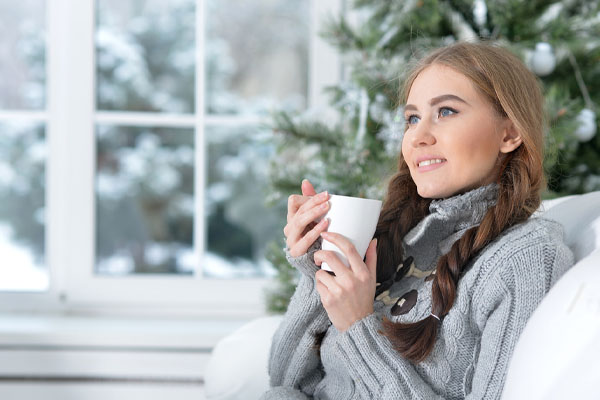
[283,179,331,258]
[313,232,378,332]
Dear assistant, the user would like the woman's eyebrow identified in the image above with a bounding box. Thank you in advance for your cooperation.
[404,94,470,111]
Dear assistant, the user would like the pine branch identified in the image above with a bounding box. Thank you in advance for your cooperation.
[269,110,341,146]
[319,14,365,52]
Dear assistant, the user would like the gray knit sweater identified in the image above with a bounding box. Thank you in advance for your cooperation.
[260,183,574,400]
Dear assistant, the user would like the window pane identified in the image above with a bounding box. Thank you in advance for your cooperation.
[204,125,283,279]
[96,125,194,275]
[0,0,45,110]
[96,0,195,113]
[205,0,309,115]
[0,122,47,291]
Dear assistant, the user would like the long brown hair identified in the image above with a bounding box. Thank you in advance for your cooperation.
[372,41,546,363]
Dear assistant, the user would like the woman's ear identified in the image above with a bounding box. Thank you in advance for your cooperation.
[499,119,522,153]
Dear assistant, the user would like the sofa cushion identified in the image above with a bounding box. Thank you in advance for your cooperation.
[501,248,600,399]
[204,315,284,400]
[535,191,600,262]
[502,191,600,399]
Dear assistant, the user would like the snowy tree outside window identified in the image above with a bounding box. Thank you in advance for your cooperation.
[0,1,47,291]
[94,0,308,278]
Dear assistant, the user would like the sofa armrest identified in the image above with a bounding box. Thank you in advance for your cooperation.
[205,315,284,400]
[502,249,600,399]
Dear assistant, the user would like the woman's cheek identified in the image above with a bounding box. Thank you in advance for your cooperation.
[401,139,412,167]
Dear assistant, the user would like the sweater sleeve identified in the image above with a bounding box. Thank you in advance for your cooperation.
[262,237,332,398]
[467,239,573,399]
[332,239,573,399]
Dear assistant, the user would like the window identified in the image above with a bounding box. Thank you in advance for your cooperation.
[0,0,47,292]
[0,0,341,316]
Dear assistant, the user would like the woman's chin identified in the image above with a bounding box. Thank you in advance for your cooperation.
[416,183,446,199]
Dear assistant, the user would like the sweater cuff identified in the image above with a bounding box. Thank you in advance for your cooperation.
[334,312,414,397]
[334,313,384,396]
[283,237,322,278]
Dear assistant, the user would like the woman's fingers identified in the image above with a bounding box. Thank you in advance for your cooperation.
[320,232,369,277]
[297,190,329,216]
[298,199,329,227]
[285,191,329,238]
[287,188,329,223]
[284,197,325,234]
[301,221,317,237]
[286,198,329,243]
[286,194,307,224]
[314,249,348,277]
[284,179,331,257]
[288,217,329,258]
[315,268,341,295]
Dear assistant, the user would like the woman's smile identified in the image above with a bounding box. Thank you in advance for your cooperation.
[417,158,447,172]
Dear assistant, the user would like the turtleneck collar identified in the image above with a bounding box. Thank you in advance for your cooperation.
[403,182,499,264]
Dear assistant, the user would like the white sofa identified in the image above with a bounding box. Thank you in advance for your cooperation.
[204,191,600,400]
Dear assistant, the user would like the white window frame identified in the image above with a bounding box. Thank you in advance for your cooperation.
[0,0,342,318]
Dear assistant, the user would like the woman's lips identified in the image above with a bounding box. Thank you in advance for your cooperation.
[417,160,447,172]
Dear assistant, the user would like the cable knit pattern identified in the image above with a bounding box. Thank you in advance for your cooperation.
[260,183,574,400]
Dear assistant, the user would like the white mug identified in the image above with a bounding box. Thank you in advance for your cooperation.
[317,194,382,272]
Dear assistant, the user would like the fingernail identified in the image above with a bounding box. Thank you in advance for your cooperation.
[319,190,328,199]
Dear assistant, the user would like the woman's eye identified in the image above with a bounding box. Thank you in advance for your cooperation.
[439,107,457,118]
[405,108,456,125]
[406,115,420,125]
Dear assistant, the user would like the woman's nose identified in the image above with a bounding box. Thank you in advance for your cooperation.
[410,119,436,147]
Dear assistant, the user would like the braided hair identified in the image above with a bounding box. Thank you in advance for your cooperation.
[373,41,546,363]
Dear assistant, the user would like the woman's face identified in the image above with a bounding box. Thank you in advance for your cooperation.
[402,64,517,199]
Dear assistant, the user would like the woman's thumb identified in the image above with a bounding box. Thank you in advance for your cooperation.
[301,178,317,196]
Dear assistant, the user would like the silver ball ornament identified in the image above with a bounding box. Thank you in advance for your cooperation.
[574,108,597,142]
[530,42,556,76]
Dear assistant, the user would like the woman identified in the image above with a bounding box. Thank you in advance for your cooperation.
[260,41,574,399]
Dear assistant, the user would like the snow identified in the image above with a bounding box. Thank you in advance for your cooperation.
[96,172,130,200]
[0,162,16,187]
[147,164,180,194]
[202,251,276,279]
[94,246,277,279]
[145,242,172,266]
[0,223,48,291]
[96,252,135,275]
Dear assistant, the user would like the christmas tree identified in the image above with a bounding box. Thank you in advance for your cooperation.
[263,0,600,313]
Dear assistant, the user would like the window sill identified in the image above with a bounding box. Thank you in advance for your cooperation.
[0,312,254,350]
[0,312,259,389]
